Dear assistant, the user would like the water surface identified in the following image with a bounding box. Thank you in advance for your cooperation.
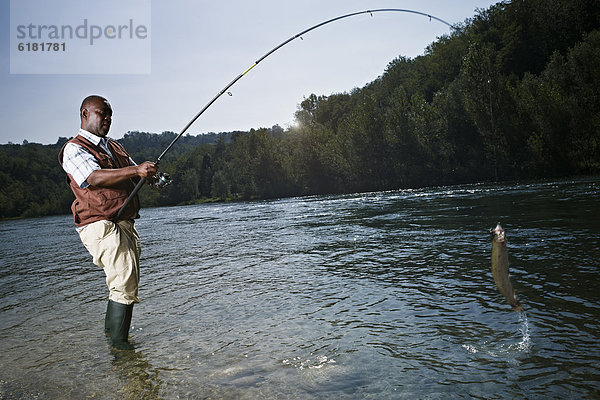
[1,177,599,398]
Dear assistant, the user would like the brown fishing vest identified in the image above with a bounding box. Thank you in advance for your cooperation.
[58,135,140,227]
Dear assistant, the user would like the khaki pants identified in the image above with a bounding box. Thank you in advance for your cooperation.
[78,220,141,305]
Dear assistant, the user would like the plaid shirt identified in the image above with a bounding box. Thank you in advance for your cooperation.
[61,129,132,188]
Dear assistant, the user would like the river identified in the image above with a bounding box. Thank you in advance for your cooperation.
[1,177,599,399]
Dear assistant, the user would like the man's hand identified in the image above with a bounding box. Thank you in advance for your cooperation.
[87,161,158,188]
[136,161,158,179]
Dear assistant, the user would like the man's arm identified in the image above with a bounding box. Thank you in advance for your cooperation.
[87,162,157,188]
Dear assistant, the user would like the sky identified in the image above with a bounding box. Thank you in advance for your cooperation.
[1,0,499,145]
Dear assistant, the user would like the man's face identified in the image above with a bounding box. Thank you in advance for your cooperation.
[82,99,112,137]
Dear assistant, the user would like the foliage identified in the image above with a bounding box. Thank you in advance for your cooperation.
[2,0,599,219]
[0,142,73,219]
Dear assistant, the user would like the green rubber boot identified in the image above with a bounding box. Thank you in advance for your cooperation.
[104,301,111,336]
[107,300,135,351]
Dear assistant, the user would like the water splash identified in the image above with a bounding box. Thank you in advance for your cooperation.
[512,310,531,352]
[462,310,531,356]
[462,344,478,354]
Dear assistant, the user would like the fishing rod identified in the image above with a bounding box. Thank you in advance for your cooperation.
[114,8,456,221]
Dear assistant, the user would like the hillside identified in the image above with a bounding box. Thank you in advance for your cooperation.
[2,0,599,219]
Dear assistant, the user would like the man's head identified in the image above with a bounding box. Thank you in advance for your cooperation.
[80,95,112,137]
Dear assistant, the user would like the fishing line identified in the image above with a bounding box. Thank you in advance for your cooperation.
[115,8,456,220]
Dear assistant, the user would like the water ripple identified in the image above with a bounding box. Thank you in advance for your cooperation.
[1,178,599,398]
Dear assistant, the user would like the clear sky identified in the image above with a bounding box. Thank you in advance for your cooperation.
[1,0,499,145]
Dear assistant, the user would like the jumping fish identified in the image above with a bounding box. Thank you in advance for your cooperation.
[490,223,523,312]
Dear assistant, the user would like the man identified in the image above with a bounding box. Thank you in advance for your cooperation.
[59,95,157,350]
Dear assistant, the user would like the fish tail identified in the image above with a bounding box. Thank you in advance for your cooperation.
[512,301,523,312]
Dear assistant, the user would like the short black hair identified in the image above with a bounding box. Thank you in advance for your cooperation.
[80,95,108,113]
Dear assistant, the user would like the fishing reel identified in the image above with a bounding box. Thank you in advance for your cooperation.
[151,171,172,188]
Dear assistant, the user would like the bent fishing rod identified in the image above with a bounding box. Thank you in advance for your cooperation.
[114,8,456,221]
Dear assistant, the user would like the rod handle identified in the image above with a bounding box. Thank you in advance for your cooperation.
[113,177,146,222]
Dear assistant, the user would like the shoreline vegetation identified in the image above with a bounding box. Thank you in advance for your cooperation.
[2,0,600,220]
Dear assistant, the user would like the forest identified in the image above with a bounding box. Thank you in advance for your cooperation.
[1,0,599,219]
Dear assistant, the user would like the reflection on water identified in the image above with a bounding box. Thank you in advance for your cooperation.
[1,177,599,399]
[110,349,162,400]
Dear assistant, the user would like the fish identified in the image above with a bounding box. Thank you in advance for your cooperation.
[490,223,523,312]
